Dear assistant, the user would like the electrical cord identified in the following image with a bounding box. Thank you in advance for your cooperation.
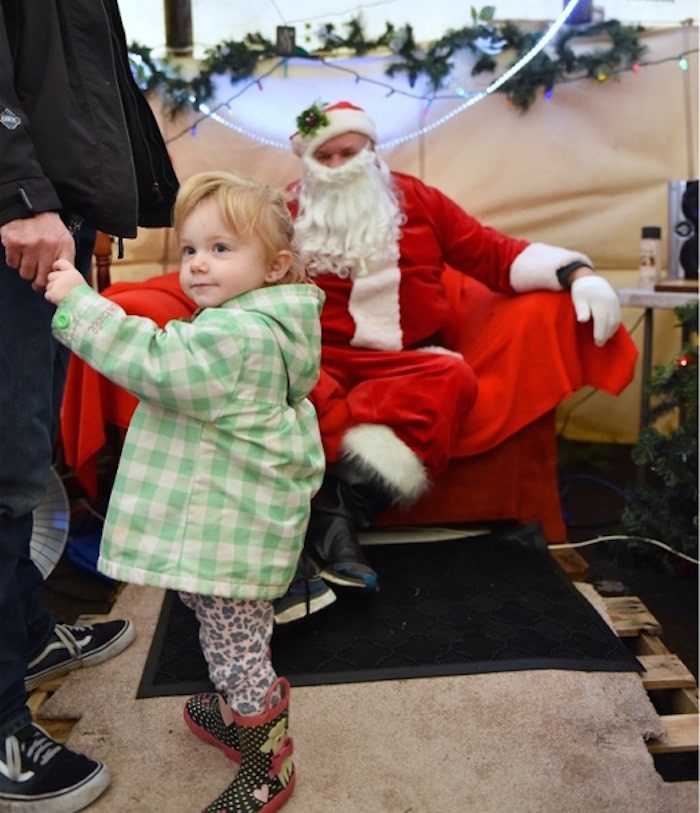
[558,469,632,528]
[559,472,628,503]
[550,534,699,566]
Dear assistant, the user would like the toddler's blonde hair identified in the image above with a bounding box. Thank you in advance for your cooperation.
[173,171,308,285]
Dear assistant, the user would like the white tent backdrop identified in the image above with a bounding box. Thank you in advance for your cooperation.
[108,8,698,443]
[120,1,699,53]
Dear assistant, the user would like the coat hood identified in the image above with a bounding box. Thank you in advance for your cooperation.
[231,284,325,405]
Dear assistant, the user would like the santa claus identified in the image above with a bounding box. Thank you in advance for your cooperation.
[276,100,622,623]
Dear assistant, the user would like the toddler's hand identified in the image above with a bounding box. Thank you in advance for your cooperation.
[44,259,87,305]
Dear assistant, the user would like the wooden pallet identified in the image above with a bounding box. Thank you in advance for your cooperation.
[550,546,698,756]
[602,595,699,755]
[28,676,77,744]
[549,545,591,581]
[27,614,112,744]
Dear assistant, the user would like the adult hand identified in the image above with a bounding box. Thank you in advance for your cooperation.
[0,212,75,292]
[44,259,87,305]
[570,275,621,347]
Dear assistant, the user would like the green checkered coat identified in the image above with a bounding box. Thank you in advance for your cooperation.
[53,283,325,600]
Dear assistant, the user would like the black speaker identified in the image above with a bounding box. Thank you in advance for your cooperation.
[668,179,698,279]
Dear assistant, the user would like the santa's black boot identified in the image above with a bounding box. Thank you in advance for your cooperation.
[308,423,431,591]
[305,458,398,591]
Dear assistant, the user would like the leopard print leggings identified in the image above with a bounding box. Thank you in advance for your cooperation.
[179,592,277,716]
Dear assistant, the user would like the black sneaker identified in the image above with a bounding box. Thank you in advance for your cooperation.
[25,620,135,692]
[0,723,109,812]
[273,554,336,624]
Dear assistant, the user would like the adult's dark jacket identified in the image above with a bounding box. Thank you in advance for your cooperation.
[0,0,178,236]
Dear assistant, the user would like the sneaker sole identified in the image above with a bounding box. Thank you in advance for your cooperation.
[319,567,379,591]
[25,620,136,692]
[0,762,110,813]
[274,587,336,625]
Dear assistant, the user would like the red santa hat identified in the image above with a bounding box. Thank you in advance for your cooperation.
[290,101,378,157]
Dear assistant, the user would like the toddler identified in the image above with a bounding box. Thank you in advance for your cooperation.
[45,170,325,812]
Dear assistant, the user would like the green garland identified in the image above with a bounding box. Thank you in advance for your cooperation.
[129,11,648,117]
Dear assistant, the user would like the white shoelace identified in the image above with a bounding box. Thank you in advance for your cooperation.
[2,735,21,781]
[27,623,85,670]
[2,726,60,781]
[24,727,61,766]
[52,624,85,658]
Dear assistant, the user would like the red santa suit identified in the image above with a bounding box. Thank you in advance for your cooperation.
[288,170,629,499]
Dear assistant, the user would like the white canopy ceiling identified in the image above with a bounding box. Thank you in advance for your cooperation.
[120,1,697,52]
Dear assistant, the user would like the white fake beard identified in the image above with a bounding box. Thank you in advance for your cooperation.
[294,147,404,278]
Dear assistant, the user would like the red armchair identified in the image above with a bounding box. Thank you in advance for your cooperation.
[59,267,637,543]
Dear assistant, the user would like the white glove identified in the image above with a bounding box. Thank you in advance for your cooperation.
[570,275,621,347]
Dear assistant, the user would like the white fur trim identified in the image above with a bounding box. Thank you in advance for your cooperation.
[341,424,429,504]
[417,346,464,359]
[348,266,403,350]
[291,104,378,157]
[510,243,593,292]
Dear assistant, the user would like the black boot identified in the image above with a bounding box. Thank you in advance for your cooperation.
[305,460,393,591]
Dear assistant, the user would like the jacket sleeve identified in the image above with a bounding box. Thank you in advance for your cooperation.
[52,285,244,421]
[407,177,590,294]
[0,9,62,227]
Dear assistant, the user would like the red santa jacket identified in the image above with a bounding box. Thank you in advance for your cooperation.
[287,171,587,351]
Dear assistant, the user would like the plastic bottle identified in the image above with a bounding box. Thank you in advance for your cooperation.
[638,226,662,289]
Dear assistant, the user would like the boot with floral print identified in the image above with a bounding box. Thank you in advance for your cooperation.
[184,692,242,763]
[202,677,295,813]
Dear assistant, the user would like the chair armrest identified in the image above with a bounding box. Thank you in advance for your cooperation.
[93,231,113,292]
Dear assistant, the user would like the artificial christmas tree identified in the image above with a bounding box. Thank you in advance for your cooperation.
[621,303,698,559]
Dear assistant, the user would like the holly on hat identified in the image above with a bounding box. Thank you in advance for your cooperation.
[290,101,378,157]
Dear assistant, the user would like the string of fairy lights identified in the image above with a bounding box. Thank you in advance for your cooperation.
[178,43,697,151]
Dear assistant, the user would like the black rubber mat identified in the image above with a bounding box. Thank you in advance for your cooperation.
[137,524,641,698]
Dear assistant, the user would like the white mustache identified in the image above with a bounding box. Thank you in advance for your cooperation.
[301,146,379,188]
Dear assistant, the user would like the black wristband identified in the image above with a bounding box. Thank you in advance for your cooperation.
[556,261,593,290]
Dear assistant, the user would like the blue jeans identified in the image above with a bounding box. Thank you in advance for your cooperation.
[0,227,95,739]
